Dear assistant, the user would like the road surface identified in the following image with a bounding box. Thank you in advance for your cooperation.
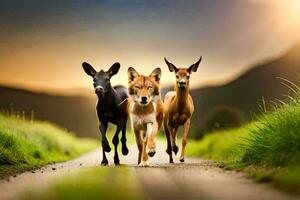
[0,142,297,200]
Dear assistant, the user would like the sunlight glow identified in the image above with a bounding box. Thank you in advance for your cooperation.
[282,0,300,27]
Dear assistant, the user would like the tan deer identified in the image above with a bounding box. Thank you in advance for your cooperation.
[163,57,202,163]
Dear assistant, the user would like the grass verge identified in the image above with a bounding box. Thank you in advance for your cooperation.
[21,167,143,200]
[187,86,300,194]
[0,113,99,179]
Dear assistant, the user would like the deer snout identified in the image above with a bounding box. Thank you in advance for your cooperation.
[95,86,104,93]
[178,79,187,88]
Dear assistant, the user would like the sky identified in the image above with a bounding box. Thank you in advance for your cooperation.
[0,0,300,94]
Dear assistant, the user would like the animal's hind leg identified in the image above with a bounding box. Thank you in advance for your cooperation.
[121,121,129,156]
[180,120,190,162]
[112,127,122,165]
[164,119,173,163]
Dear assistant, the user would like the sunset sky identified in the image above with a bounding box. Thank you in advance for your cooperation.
[0,0,300,95]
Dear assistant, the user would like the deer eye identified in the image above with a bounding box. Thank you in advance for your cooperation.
[186,75,190,79]
[134,86,140,90]
[176,75,179,79]
[148,86,153,90]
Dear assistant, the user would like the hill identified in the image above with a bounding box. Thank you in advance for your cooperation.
[1,44,300,139]
[182,44,300,138]
[0,86,98,138]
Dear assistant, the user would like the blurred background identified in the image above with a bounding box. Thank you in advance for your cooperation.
[0,0,300,139]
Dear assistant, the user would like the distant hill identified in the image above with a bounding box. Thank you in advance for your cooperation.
[162,44,300,138]
[0,86,99,138]
[1,44,300,139]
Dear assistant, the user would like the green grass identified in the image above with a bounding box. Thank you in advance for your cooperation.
[21,167,143,200]
[187,125,252,163]
[187,83,300,194]
[0,113,99,178]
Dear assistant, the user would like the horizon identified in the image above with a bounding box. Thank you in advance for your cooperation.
[0,0,300,95]
[0,44,296,97]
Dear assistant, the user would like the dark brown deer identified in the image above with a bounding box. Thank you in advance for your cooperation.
[163,57,202,163]
[82,62,129,166]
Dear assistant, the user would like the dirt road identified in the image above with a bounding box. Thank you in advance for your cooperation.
[0,142,297,200]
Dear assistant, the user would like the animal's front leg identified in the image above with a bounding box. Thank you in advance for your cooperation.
[147,122,158,157]
[164,119,174,163]
[101,148,108,166]
[99,121,109,165]
[121,119,129,156]
[180,120,190,162]
[139,130,149,167]
[99,121,111,153]
[171,127,179,155]
[112,126,122,165]
[134,130,143,165]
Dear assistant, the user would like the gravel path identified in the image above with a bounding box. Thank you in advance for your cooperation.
[0,142,297,200]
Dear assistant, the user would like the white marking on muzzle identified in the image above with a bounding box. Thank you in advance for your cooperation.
[95,86,102,90]
[179,78,186,84]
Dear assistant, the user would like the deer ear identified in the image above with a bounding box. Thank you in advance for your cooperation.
[82,62,96,77]
[149,67,161,83]
[187,56,202,73]
[127,67,139,83]
[108,62,120,77]
[164,58,178,72]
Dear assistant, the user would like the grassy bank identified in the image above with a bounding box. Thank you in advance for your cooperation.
[187,89,300,194]
[0,113,99,178]
[21,167,142,200]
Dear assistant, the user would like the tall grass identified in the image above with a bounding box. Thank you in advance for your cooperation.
[241,78,300,167]
[242,102,300,166]
[187,79,300,193]
[0,113,98,178]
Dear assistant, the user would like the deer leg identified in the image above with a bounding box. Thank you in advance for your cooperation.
[180,120,190,162]
[121,119,129,156]
[99,121,111,153]
[164,119,173,163]
[171,127,179,155]
[99,121,109,165]
[101,148,108,166]
[112,125,122,165]
[147,122,158,157]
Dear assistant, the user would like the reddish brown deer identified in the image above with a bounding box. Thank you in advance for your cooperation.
[163,57,202,163]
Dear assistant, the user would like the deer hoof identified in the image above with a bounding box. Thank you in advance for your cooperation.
[180,157,185,163]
